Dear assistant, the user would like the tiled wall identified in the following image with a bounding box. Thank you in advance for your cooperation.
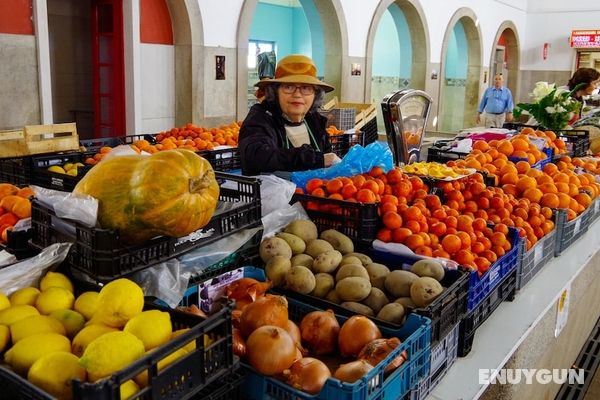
[371,76,411,133]
[518,70,571,104]
[440,84,467,132]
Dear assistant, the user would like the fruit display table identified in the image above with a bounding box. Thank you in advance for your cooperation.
[430,216,600,400]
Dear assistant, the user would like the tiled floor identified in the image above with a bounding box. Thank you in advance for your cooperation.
[584,369,600,399]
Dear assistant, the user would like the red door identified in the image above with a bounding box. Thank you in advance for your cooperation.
[91,0,125,138]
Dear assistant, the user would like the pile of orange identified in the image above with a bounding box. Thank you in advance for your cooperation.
[326,125,343,136]
[0,183,34,243]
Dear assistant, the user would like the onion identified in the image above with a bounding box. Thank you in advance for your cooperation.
[233,328,246,357]
[334,360,374,383]
[246,325,297,376]
[176,304,207,318]
[300,310,340,355]
[338,316,382,357]
[240,294,289,337]
[283,357,331,394]
[227,278,272,310]
[231,309,242,329]
[358,338,407,375]
[284,320,307,356]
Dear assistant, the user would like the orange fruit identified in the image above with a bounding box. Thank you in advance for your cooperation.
[441,234,462,255]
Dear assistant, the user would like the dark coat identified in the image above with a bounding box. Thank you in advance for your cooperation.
[238,101,331,176]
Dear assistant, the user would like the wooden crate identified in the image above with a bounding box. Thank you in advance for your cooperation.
[323,96,377,127]
[0,123,79,158]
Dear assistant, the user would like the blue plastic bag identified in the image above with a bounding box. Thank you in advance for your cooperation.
[291,141,394,189]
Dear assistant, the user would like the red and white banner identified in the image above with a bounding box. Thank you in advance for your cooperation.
[570,30,600,48]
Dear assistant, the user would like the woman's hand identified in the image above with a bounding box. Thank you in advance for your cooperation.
[324,152,341,167]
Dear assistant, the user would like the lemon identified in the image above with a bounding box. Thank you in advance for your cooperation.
[40,272,74,293]
[124,310,172,351]
[28,351,86,400]
[35,287,75,315]
[10,315,66,343]
[74,162,85,168]
[134,348,188,387]
[49,309,85,338]
[73,291,99,320]
[4,332,71,375]
[63,163,74,171]
[0,305,40,326]
[47,166,66,174]
[9,287,41,306]
[0,292,10,310]
[91,278,144,328]
[66,168,78,177]
[120,379,140,400]
[171,328,195,352]
[79,331,145,382]
[71,324,117,357]
[0,325,10,352]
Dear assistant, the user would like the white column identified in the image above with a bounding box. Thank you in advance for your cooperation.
[123,0,142,134]
[33,0,53,124]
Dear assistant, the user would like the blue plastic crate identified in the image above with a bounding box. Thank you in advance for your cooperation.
[242,297,431,400]
[508,146,553,170]
[466,227,520,312]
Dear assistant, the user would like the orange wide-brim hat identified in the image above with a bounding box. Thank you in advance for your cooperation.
[255,54,335,93]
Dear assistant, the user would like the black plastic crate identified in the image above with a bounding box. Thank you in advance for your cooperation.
[30,172,261,282]
[31,152,92,192]
[555,206,593,256]
[458,266,518,357]
[0,302,236,400]
[198,147,241,172]
[191,369,245,400]
[79,134,156,153]
[329,117,379,157]
[290,193,379,248]
[517,222,557,290]
[0,156,33,186]
[426,140,468,164]
[554,129,590,158]
[3,228,36,260]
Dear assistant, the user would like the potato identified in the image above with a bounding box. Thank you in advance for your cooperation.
[311,273,335,298]
[394,297,416,309]
[342,252,372,266]
[365,263,390,290]
[312,250,343,273]
[385,270,419,298]
[291,254,314,269]
[276,232,306,255]
[341,302,374,316]
[326,289,342,304]
[362,288,389,314]
[340,256,362,267]
[286,266,316,295]
[335,277,371,302]
[410,277,443,307]
[304,239,335,258]
[335,264,369,282]
[265,256,291,287]
[410,259,445,281]
[320,229,354,254]
[377,303,405,324]
[259,237,292,262]
[284,220,318,243]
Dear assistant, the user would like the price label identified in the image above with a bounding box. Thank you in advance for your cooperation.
[488,266,500,287]
[574,218,581,234]
[534,243,543,266]
[595,199,599,213]
[555,285,570,337]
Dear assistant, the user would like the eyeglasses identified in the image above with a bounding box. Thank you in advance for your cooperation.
[280,84,315,95]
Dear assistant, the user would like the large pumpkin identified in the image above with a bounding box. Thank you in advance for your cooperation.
[74,149,220,244]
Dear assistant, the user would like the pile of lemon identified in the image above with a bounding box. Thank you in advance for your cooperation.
[0,273,194,400]
[47,162,85,177]
[403,162,470,179]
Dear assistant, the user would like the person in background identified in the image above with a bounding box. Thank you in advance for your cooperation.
[567,67,600,119]
[239,54,340,176]
[477,73,514,128]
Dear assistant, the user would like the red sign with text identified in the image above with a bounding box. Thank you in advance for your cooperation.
[570,30,600,48]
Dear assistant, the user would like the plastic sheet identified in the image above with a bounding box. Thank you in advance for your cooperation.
[130,259,187,308]
[0,243,72,294]
[253,174,297,217]
[290,141,394,189]
[261,202,309,240]
[32,185,98,228]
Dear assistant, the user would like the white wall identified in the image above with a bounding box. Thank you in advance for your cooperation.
[140,44,175,133]
[198,0,244,47]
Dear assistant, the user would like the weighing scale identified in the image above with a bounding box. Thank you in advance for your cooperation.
[381,89,433,165]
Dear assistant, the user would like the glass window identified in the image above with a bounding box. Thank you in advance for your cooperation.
[248,40,275,69]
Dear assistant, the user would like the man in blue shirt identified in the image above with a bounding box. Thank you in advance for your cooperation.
[477,74,514,128]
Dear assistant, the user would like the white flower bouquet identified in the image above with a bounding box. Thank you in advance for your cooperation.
[513,81,582,130]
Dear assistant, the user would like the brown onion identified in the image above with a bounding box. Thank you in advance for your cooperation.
[240,294,289,337]
[246,325,297,376]
[176,304,207,318]
[284,320,307,356]
[233,328,246,357]
[334,360,374,383]
[283,357,331,394]
[338,316,382,357]
[227,278,272,310]
[358,338,407,375]
[300,310,340,355]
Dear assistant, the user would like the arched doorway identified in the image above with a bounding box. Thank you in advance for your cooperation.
[491,22,520,105]
[439,9,482,132]
[236,0,347,119]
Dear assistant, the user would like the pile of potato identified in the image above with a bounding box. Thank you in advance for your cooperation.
[259,220,447,324]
